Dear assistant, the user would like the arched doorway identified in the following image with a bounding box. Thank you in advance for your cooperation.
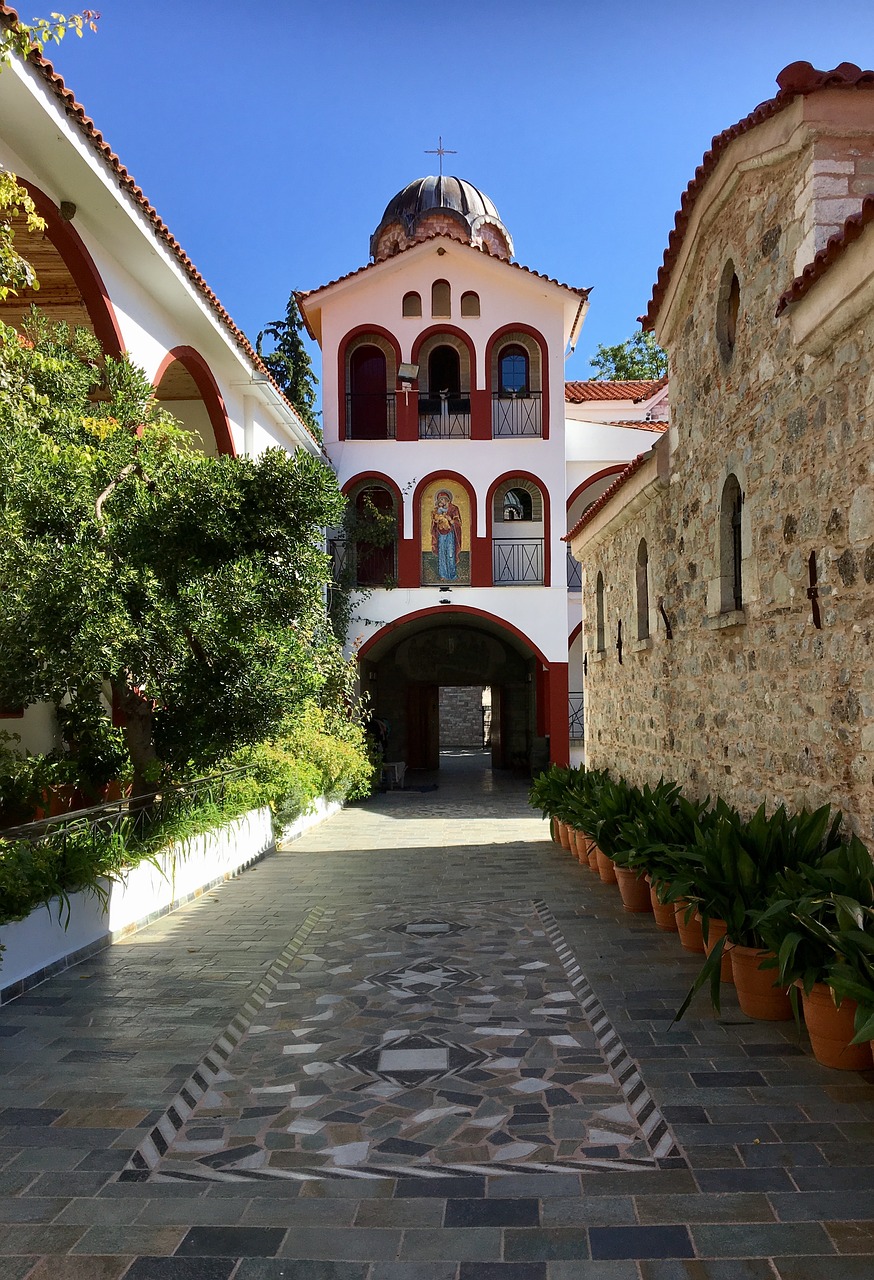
[349,345,388,439]
[359,609,556,775]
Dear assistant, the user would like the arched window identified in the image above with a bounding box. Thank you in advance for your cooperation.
[636,539,650,640]
[596,572,606,652]
[402,291,422,317]
[431,279,451,317]
[461,291,480,317]
[502,488,533,522]
[348,345,389,439]
[499,344,529,396]
[720,474,743,612]
[353,486,397,587]
[717,260,741,362]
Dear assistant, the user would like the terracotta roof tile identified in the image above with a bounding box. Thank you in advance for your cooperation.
[0,5,316,444]
[644,62,874,330]
[605,419,668,433]
[298,232,590,302]
[563,450,654,542]
[775,193,874,315]
[564,379,665,403]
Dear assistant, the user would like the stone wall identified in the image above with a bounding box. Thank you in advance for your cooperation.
[573,99,874,841]
[439,686,485,747]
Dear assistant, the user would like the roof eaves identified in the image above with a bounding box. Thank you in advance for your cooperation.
[299,233,591,301]
[563,450,653,542]
[644,61,874,331]
[0,4,319,448]
[775,193,874,315]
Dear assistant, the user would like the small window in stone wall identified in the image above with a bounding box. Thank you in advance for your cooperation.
[461,291,480,317]
[402,291,422,317]
[719,474,743,612]
[716,259,741,362]
[636,539,650,640]
[595,571,606,652]
[431,279,451,317]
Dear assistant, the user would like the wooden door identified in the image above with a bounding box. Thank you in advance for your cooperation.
[350,345,387,439]
[406,684,439,770]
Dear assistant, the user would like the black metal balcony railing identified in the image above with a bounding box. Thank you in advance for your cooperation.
[418,394,471,439]
[492,391,542,438]
[569,692,585,741]
[493,538,544,585]
[567,548,582,592]
[328,536,396,588]
[345,392,396,440]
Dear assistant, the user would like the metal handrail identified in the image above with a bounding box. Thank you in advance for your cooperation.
[418,393,471,439]
[569,692,585,741]
[493,538,544,585]
[0,766,255,845]
[492,391,542,438]
[345,392,397,440]
[567,548,582,592]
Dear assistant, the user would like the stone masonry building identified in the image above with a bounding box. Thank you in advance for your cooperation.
[568,62,874,840]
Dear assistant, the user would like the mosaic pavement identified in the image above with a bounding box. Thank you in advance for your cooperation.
[124,900,676,1183]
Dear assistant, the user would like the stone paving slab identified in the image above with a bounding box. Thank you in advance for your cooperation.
[0,751,873,1277]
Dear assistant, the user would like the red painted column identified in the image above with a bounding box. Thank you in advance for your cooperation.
[470,389,492,440]
[547,662,570,766]
[397,538,418,587]
[395,385,419,441]
[471,537,491,586]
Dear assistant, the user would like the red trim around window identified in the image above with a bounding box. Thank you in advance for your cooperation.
[484,323,550,439]
[486,470,552,587]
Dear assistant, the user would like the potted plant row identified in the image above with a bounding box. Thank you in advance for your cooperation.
[529,765,874,1072]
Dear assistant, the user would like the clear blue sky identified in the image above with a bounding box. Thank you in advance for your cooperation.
[42,0,874,389]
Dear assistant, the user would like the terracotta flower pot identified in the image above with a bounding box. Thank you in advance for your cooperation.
[550,817,561,845]
[674,899,706,953]
[730,945,792,1020]
[799,983,874,1072]
[614,865,653,913]
[595,845,617,884]
[558,820,572,851]
[647,878,678,931]
[587,842,599,871]
[570,828,585,861]
[697,915,733,984]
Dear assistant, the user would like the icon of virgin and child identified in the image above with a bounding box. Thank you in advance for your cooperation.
[430,488,463,581]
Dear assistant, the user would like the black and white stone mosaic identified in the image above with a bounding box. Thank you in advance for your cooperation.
[124,898,679,1182]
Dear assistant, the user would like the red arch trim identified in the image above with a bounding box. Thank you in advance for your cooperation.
[153,346,236,456]
[569,619,583,646]
[410,324,478,390]
[484,322,550,440]
[567,465,627,511]
[22,181,125,358]
[341,471,404,510]
[357,604,550,667]
[337,324,404,442]
[486,469,552,587]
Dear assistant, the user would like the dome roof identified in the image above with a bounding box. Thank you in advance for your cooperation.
[370,175,513,261]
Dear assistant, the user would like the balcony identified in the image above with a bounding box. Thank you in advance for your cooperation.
[345,392,396,440]
[492,391,542,438]
[569,692,584,741]
[418,393,471,439]
[567,548,582,592]
[493,538,544,585]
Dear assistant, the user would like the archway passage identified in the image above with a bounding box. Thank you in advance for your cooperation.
[153,348,235,456]
[359,609,560,776]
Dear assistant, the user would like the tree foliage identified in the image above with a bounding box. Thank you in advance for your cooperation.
[0,9,99,65]
[0,313,347,795]
[589,329,667,381]
[256,292,321,439]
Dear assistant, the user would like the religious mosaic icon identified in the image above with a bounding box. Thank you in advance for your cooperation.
[420,479,470,585]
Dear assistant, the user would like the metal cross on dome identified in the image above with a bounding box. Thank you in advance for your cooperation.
[425,136,457,176]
